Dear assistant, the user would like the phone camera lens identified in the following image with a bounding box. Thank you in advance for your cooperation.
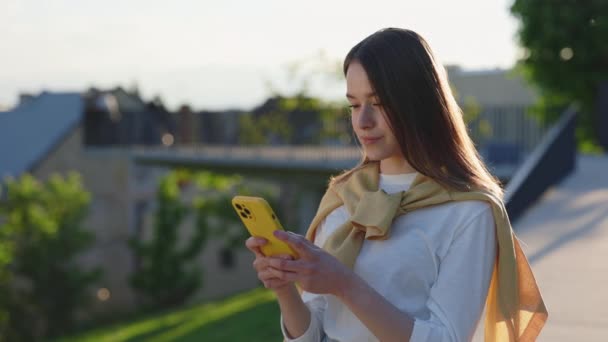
[240,212,248,219]
[235,204,242,210]
[244,208,251,215]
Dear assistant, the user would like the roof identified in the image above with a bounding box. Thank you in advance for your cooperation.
[0,92,83,178]
[447,68,539,107]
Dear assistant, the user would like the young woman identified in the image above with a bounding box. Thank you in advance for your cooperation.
[246,28,546,342]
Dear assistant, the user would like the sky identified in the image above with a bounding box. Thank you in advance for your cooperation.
[0,0,521,111]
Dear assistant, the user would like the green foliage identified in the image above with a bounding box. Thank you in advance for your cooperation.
[241,50,352,146]
[129,171,202,310]
[461,95,482,124]
[0,173,101,340]
[239,95,351,146]
[238,109,292,145]
[56,288,280,342]
[303,97,353,146]
[129,170,278,311]
[192,172,278,252]
[511,0,608,151]
[449,84,494,145]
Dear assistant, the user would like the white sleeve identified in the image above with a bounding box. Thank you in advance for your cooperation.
[280,214,337,342]
[281,292,327,342]
[409,205,496,342]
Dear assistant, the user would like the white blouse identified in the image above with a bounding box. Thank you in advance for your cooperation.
[281,172,496,342]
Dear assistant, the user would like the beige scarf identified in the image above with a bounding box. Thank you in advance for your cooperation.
[305,162,547,341]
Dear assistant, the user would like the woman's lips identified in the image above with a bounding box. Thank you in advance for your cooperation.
[361,136,381,144]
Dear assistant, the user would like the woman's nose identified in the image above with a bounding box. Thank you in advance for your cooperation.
[356,104,375,129]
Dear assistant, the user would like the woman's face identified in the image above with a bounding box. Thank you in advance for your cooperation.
[346,61,406,172]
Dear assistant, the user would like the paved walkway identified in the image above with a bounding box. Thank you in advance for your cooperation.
[514,155,608,341]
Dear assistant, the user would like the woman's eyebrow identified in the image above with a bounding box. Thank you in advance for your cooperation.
[346,92,377,99]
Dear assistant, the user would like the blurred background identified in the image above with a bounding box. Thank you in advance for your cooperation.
[0,0,606,341]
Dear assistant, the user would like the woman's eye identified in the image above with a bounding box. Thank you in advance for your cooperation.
[348,103,380,109]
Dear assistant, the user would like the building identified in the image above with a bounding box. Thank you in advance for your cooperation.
[0,90,261,318]
[447,66,545,178]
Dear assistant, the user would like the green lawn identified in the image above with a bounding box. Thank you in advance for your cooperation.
[56,288,283,342]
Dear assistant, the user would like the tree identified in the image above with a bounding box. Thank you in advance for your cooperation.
[239,50,352,147]
[191,171,278,256]
[238,106,293,145]
[511,0,608,151]
[0,173,101,340]
[129,169,281,311]
[129,170,203,310]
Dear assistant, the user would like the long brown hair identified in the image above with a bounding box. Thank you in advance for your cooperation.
[333,28,503,198]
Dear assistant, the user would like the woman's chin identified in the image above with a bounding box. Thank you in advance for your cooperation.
[364,152,385,162]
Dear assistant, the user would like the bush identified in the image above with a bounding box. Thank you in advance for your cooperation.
[128,171,202,310]
[0,173,101,341]
[128,170,278,312]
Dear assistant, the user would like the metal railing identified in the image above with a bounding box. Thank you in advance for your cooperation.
[469,106,547,153]
[131,145,361,163]
[504,105,578,222]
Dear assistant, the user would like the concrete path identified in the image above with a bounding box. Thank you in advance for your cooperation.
[514,155,608,341]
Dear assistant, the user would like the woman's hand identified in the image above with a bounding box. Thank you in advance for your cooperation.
[246,236,314,340]
[245,236,294,292]
[266,230,354,297]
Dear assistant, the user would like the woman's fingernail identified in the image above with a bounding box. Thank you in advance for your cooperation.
[273,230,285,238]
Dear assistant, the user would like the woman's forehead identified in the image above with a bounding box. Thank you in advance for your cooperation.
[346,63,376,98]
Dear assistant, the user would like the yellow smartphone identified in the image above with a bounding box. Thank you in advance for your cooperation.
[232,196,298,258]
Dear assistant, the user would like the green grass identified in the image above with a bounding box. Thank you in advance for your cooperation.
[56,288,283,342]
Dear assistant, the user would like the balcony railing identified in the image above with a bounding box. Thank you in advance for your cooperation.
[504,105,578,222]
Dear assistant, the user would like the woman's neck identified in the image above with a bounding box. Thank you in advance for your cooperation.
[379,156,416,174]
